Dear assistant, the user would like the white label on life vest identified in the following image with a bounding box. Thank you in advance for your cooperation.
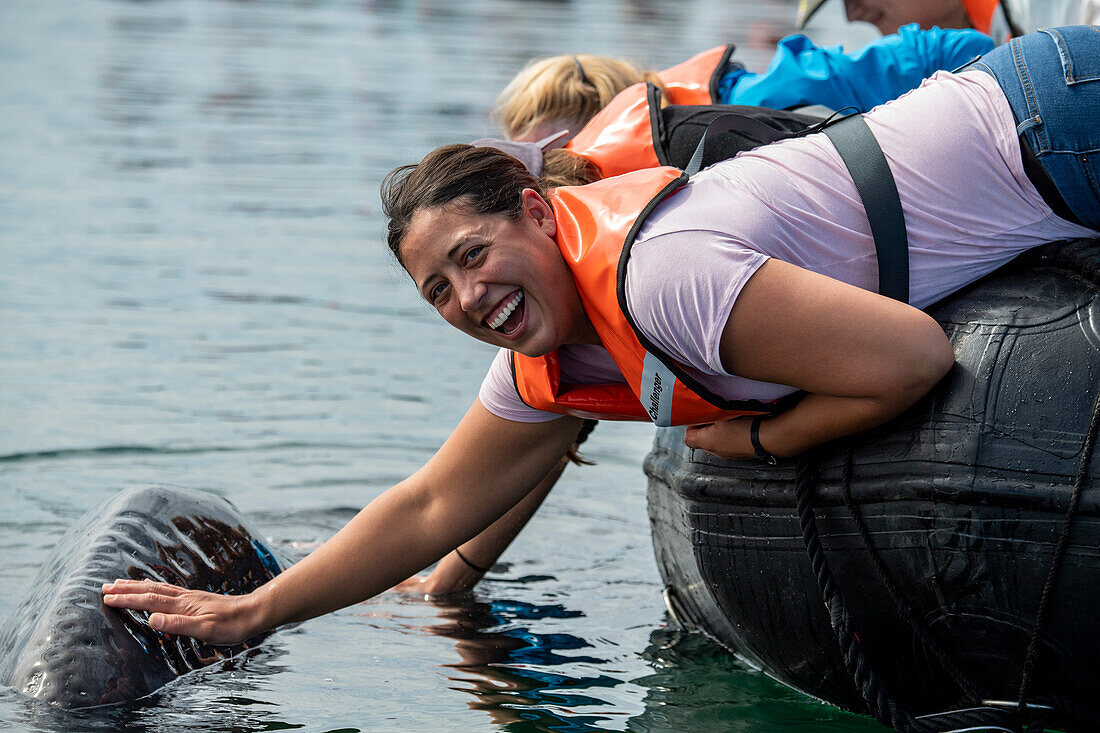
[641,352,675,427]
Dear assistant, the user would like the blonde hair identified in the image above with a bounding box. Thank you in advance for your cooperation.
[494,54,664,141]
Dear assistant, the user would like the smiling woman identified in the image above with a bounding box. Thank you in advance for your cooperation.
[102,28,1100,660]
[390,151,598,357]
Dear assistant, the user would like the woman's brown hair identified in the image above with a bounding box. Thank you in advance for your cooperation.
[381,144,601,263]
[381,145,541,263]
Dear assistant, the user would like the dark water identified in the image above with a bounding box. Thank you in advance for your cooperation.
[0,1,886,730]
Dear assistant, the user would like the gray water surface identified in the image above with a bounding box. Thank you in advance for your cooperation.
[1,1,884,730]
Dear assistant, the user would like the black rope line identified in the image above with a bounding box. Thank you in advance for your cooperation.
[795,455,1024,732]
[1017,382,1100,709]
[796,455,918,730]
[836,445,985,705]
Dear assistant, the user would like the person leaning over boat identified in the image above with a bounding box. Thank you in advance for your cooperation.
[393,99,826,597]
[394,19,1053,595]
[497,23,992,145]
[433,21,980,599]
[797,0,1100,44]
[101,27,1100,645]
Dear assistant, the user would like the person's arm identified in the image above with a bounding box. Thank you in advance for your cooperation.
[393,454,567,595]
[684,258,954,460]
[722,24,994,113]
[102,401,583,644]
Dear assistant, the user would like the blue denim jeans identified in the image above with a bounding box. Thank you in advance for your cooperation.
[970,26,1100,229]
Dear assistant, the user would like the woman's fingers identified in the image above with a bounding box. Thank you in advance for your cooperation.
[148,611,206,637]
[101,582,254,645]
[684,419,754,461]
[684,423,722,456]
[103,590,186,612]
[102,579,186,596]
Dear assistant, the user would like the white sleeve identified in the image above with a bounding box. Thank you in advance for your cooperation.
[625,229,768,377]
[477,349,565,423]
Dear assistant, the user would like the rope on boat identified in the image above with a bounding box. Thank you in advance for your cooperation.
[1017,382,1100,709]
[792,238,1100,731]
[795,382,1100,732]
[1011,237,1100,728]
[836,445,985,705]
[794,456,1019,732]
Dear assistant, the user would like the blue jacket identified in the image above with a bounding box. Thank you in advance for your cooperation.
[718,24,994,112]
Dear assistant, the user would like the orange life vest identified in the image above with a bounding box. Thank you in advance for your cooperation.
[961,0,1002,35]
[510,166,779,426]
[564,82,663,179]
[564,45,738,178]
[566,82,819,180]
[656,44,737,105]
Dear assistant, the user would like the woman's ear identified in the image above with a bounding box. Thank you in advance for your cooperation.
[521,188,557,237]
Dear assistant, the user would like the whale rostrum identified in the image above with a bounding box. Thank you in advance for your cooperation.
[0,486,286,709]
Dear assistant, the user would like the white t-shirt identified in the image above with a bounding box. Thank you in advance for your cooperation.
[479,70,1098,423]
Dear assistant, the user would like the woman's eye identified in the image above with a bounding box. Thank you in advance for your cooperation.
[463,246,483,264]
[429,282,448,301]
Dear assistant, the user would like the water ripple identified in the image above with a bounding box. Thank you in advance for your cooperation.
[0,441,412,465]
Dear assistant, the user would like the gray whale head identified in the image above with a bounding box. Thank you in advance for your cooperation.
[0,486,286,710]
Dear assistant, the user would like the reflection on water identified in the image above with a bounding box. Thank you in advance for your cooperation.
[2,0,885,730]
[391,594,887,732]
[427,599,613,731]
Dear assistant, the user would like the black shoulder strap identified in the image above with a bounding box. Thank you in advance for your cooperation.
[822,114,909,303]
[684,111,910,303]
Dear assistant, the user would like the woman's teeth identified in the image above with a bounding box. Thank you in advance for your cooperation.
[488,291,524,330]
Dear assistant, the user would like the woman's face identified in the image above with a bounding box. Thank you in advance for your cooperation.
[843,0,970,34]
[400,190,596,357]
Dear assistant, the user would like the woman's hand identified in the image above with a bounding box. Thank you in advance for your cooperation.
[392,573,446,596]
[102,579,263,645]
[391,567,478,597]
[684,419,756,461]
[712,259,954,458]
[103,403,581,644]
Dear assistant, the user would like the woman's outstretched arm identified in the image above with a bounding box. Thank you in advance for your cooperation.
[102,401,583,643]
[394,454,567,595]
[685,258,955,460]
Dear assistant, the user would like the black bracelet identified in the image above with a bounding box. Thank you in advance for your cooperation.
[454,547,490,574]
[750,414,778,465]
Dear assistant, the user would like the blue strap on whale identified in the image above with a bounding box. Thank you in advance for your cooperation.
[252,539,283,576]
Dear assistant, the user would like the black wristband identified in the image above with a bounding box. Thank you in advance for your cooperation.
[454,547,490,574]
[750,414,778,465]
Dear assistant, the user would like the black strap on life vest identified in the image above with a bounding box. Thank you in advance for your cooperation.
[683,113,792,175]
[657,103,820,170]
[822,114,910,303]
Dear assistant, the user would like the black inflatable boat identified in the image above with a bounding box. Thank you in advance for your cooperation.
[645,238,1100,732]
